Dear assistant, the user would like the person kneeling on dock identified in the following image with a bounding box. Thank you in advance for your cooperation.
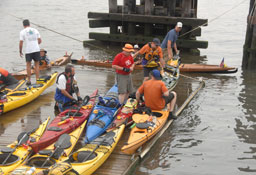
[133,38,165,82]
[135,69,177,120]
[55,65,82,112]
[0,68,18,88]
[112,44,135,104]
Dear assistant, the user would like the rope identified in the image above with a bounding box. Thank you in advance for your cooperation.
[6,12,116,55]
[180,0,248,38]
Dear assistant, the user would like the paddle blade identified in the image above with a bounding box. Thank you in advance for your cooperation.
[17,132,29,145]
[54,134,71,149]
[82,95,90,106]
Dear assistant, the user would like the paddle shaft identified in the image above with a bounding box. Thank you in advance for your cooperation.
[72,96,90,117]
[41,145,60,168]
[2,133,28,165]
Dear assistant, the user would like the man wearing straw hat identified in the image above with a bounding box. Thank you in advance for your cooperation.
[112,44,135,104]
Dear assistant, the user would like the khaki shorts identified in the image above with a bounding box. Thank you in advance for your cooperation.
[116,74,133,94]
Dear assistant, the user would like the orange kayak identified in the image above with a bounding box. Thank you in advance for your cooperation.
[71,59,237,74]
[121,110,169,155]
[12,53,72,80]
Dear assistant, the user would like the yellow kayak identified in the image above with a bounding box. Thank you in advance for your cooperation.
[43,124,125,175]
[10,121,87,174]
[0,72,57,115]
[0,117,50,175]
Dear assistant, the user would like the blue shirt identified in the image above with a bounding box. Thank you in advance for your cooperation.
[161,29,179,49]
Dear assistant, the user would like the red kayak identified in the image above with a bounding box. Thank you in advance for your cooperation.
[29,89,98,153]
[107,98,138,132]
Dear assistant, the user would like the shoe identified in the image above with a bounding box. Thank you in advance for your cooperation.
[26,81,31,86]
[168,112,177,120]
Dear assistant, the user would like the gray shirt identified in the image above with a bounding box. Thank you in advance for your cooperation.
[161,29,179,49]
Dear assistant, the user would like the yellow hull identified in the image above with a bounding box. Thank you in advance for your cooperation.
[121,110,169,155]
[10,121,87,174]
[1,72,57,114]
[0,117,50,175]
[46,125,125,175]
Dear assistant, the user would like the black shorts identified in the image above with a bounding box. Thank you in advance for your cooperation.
[164,92,175,105]
[25,52,40,62]
[143,67,159,77]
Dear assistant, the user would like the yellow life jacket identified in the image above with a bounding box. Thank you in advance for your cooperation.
[143,44,161,68]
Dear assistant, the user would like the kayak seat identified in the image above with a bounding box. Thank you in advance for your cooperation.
[89,119,105,128]
[1,147,14,153]
[66,112,83,117]
[152,112,163,117]
[8,92,26,96]
[136,123,151,129]
[101,138,115,146]
[104,92,118,100]
[0,153,19,165]
[47,126,63,132]
[39,150,52,156]
[77,151,97,162]
[37,75,51,82]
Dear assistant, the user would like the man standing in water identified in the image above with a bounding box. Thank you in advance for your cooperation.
[161,22,182,61]
[19,19,42,85]
[112,44,135,104]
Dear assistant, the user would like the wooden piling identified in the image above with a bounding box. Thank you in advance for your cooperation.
[109,0,118,34]
[243,0,256,69]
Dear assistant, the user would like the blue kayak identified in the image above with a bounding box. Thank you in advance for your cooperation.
[85,84,120,144]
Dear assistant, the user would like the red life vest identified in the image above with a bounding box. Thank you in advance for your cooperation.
[56,72,74,95]
[0,68,9,84]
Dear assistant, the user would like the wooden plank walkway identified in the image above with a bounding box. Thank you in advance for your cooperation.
[94,75,205,175]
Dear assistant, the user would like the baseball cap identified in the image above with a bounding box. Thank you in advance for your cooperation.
[177,22,183,28]
[151,69,162,80]
[134,44,139,49]
[152,38,161,46]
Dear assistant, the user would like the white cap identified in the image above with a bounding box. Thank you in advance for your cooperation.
[177,22,183,28]
[134,44,139,49]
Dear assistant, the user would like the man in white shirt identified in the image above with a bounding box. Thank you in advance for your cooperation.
[19,19,42,85]
[54,65,82,112]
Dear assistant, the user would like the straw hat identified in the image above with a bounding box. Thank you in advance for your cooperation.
[122,44,134,52]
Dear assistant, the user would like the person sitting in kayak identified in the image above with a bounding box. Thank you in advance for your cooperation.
[54,64,82,112]
[135,69,177,120]
[133,38,165,82]
[0,67,18,87]
[39,49,51,68]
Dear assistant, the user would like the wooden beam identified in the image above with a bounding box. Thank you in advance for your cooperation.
[88,32,208,49]
[87,12,208,27]
[109,0,118,34]
[88,20,202,37]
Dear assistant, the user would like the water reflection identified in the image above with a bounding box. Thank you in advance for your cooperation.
[235,70,256,173]
[0,92,54,146]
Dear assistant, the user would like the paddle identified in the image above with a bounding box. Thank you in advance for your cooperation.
[71,95,90,117]
[2,126,39,165]
[41,134,71,168]
[82,131,115,162]
[2,132,29,164]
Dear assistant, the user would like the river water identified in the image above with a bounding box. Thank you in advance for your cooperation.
[0,0,256,175]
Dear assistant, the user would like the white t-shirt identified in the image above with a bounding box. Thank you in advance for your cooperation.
[57,74,77,90]
[20,27,41,54]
